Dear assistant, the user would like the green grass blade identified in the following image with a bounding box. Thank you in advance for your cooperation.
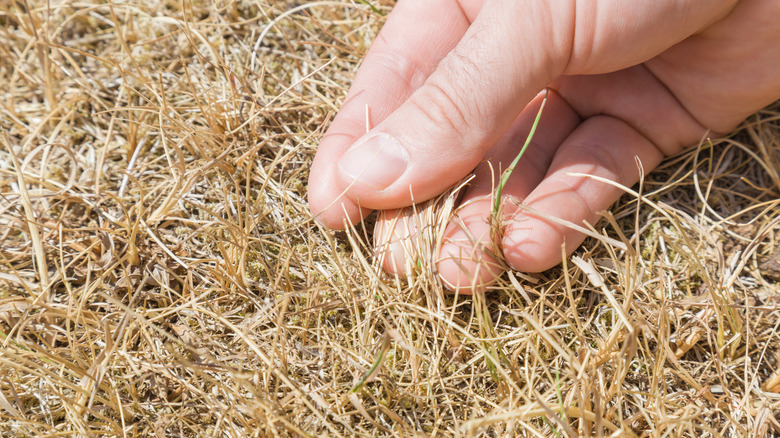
[351,333,391,392]
[493,89,549,216]
[357,0,384,15]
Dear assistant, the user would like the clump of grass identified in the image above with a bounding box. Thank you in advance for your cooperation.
[1,0,779,436]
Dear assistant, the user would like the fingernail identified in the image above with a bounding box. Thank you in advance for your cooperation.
[338,133,409,190]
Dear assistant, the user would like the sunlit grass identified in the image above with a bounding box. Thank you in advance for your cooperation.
[0,0,779,436]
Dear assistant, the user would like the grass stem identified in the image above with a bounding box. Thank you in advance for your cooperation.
[493,89,549,216]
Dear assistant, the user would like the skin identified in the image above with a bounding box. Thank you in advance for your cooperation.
[308,0,780,293]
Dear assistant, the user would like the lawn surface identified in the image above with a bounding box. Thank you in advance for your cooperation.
[1,1,779,436]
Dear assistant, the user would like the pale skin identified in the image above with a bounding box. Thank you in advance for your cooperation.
[308,0,780,293]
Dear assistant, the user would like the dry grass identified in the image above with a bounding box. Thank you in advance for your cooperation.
[1,0,779,436]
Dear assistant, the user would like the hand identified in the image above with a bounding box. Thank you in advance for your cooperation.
[308,0,780,293]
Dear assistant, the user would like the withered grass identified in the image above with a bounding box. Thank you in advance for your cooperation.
[1,1,779,436]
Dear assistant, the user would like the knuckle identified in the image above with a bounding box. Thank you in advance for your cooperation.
[366,50,428,91]
[409,80,473,142]
[576,117,627,184]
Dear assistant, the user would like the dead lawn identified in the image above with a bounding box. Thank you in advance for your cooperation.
[1,0,779,436]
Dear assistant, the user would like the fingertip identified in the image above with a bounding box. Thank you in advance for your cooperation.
[437,239,502,295]
[307,175,368,230]
[309,202,367,230]
[501,221,565,273]
[436,202,504,295]
[500,213,587,273]
[373,209,416,275]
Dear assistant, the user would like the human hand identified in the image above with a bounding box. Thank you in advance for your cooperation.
[308,0,780,293]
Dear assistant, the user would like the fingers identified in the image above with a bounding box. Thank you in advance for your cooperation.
[378,66,703,292]
[501,115,665,273]
[375,91,581,292]
[335,0,574,210]
[308,0,476,228]
[434,112,664,293]
[436,91,581,293]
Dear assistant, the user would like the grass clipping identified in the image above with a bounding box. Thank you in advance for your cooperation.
[2,1,780,436]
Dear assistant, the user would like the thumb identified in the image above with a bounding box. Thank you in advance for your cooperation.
[335,1,572,209]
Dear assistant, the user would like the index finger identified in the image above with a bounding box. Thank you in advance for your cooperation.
[308,0,480,228]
